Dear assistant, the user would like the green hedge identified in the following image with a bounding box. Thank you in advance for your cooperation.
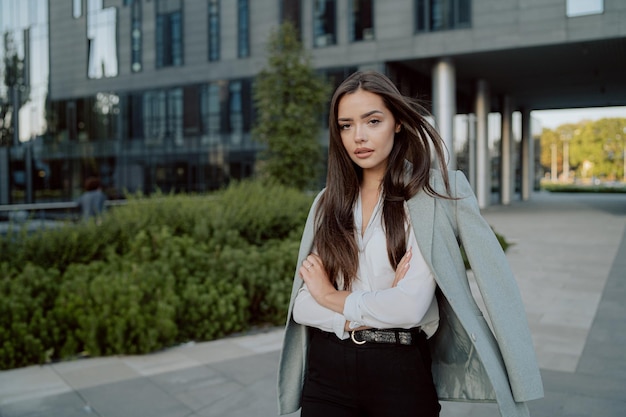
[540,182,626,193]
[0,180,313,370]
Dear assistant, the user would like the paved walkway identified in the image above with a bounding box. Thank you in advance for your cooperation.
[1,191,625,417]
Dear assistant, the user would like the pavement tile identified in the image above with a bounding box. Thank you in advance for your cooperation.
[79,377,191,417]
[0,366,70,405]
[210,351,279,386]
[175,339,257,365]
[0,392,88,417]
[52,359,139,390]
[121,349,202,377]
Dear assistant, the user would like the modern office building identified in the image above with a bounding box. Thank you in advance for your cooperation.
[1,0,625,207]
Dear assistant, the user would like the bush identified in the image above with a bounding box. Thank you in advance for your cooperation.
[0,180,311,370]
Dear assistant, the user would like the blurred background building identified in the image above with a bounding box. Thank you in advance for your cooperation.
[1,0,625,207]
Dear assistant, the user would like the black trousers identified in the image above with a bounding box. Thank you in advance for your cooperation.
[301,328,441,417]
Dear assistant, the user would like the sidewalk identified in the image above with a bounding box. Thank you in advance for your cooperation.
[1,191,625,417]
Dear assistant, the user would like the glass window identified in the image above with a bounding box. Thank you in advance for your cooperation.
[415,0,471,33]
[73,0,83,18]
[128,93,144,139]
[238,0,250,58]
[229,81,243,145]
[156,0,183,68]
[350,0,374,42]
[201,82,222,138]
[168,88,183,145]
[208,0,220,61]
[566,0,603,17]
[143,91,166,144]
[280,0,302,34]
[313,0,336,47]
[87,0,118,78]
[131,0,143,72]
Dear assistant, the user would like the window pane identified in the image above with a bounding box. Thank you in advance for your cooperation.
[351,0,374,41]
[168,88,183,145]
[313,0,336,47]
[566,0,603,17]
[170,12,182,65]
[281,0,302,34]
[209,0,220,61]
[238,0,250,58]
[229,81,243,145]
[156,2,182,68]
[87,1,118,78]
[73,0,82,18]
[131,0,142,72]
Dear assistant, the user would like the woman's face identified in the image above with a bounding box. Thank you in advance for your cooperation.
[337,89,400,178]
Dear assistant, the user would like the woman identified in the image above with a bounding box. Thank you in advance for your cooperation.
[278,71,543,417]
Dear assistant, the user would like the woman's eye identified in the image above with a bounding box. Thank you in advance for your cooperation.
[369,119,380,125]
[339,124,351,130]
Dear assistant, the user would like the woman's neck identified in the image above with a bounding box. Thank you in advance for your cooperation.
[360,170,383,193]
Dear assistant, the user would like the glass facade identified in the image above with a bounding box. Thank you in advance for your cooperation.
[415,0,471,32]
[313,0,336,47]
[349,0,374,42]
[156,0,183,68]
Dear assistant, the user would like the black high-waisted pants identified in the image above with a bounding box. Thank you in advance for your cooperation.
[301,328,441,417]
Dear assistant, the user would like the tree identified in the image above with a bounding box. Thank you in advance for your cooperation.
[253,22,330,190]
[540,118,626,181]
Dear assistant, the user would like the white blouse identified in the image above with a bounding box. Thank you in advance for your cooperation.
[292,194,439,340]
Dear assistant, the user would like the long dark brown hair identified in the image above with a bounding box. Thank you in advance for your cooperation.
[313,70,452,290]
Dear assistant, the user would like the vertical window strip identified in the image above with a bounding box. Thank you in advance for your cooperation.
[237,0,250,58]
[208,0,220,61]
[131,0,142,72]
[313,0,336,47]
[350,0,374,42]
[73,0,82,18]
[155,0,183,68]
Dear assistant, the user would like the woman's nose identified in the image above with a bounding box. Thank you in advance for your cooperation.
[354,124,366,142]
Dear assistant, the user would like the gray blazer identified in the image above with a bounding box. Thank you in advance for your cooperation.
[278,170,544,417]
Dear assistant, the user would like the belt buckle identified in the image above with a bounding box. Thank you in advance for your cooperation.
[350,330,366,345]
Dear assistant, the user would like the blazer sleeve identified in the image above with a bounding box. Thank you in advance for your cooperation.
[453,171,544,402]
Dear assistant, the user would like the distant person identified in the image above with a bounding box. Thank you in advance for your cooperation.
[278,71,543,417]
[77,177,107,223]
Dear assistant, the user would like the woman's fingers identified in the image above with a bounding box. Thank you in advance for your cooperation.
[392,247,412,287]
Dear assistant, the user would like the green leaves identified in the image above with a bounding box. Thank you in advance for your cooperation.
[540,117,626,181]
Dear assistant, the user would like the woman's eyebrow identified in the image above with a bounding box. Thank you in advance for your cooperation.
[338,109,384,122]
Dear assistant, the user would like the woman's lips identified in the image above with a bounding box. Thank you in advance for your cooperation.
[354,148,374,159]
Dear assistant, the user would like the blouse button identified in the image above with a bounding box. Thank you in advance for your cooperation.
[471,333,477,341]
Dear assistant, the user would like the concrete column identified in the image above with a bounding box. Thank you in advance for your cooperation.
[475,79,490,208]
[432,58,456,170]
[520,108,534,200]
[500,95,513,205]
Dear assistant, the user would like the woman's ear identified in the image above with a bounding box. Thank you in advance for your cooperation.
[395,124,402,133]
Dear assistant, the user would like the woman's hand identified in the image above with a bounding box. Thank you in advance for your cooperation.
[300,253,349,314]
[391,247,412,287]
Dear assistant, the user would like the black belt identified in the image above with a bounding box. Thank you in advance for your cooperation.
[312,327,423,346]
